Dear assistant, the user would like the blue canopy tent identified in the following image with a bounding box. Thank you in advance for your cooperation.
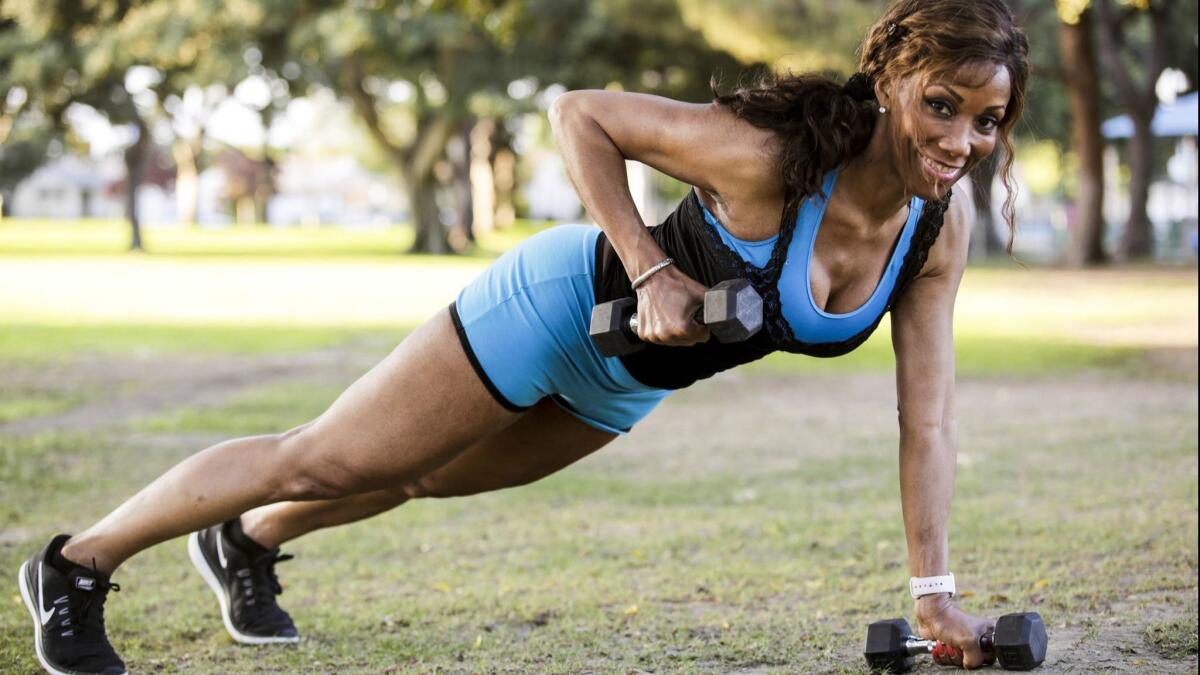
[1101,92,1198,139]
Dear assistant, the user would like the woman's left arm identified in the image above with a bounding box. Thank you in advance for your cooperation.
[890,195,994,668]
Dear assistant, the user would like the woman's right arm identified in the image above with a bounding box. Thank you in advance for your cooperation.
[548,89,776,347]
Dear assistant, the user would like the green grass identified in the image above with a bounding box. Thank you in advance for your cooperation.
[1145,618,1199,659]
[0,217,554,260]
[1,365,1196,672]
[0,323,402,365]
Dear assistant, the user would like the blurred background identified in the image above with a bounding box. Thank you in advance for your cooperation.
[0,0,1196,264]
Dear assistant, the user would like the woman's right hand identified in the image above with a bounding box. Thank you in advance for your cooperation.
[632,265,711,347]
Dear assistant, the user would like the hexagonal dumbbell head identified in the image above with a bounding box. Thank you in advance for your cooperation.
[589,297,643,357]
[703,278,763,343]
[864,618,916,673]
[992,612,1047,670]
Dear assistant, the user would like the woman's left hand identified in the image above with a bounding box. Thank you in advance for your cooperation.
[914,594,996,669]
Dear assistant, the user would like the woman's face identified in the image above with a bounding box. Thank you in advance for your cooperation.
[887,61,1012,201]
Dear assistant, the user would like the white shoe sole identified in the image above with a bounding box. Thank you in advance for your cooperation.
[186,532,300,645]
[17,560,128,675]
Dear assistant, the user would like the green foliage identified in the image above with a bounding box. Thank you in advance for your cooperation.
[675,0,886,74]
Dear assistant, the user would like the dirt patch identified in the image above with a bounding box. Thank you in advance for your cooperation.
[0,339,386,437]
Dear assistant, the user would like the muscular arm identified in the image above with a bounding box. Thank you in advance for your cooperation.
[548,89,779,346]
[548,90,777,281]
[890,194,971,612]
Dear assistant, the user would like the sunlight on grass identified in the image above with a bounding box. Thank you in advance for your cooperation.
[0,217,554,259]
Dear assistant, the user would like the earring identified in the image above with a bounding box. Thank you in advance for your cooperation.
[878,105,888,114]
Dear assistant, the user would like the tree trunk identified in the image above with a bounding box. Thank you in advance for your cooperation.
[407,171,450,254]
[173,136,201,227]
[1094,0,1168,259]
[255,155,276,226]
[970,148,1005,256]
[1058,10,1106,266]
[1121,113,1156,257]
[404,114,457,254]
[469,117,497,235]
[124,116,150,252]
[445,122,474,246]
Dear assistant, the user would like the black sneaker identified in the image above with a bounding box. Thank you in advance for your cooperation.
[187,519,300,644]
[17,534,126,675]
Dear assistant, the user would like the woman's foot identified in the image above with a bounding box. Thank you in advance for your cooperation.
[17,534,126,675]
[187,519,300,644]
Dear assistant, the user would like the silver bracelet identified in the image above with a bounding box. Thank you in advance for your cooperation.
[630,258,675,290]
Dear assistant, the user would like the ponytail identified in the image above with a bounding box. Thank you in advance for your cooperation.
[710,70,877,205]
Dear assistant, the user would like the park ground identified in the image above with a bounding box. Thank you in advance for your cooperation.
[0,220,1197,673]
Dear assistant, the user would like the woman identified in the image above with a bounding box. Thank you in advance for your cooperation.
[18,0,1029,672]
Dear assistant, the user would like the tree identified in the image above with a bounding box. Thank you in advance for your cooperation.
[1057,2,1107,266]
[1,0,164,249]
[0,15,59,214]
[283,0,741,253]
[1095,0,1168,259]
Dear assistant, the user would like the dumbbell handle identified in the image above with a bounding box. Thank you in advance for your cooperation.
[625,309,703,333]
[900,631,995,660]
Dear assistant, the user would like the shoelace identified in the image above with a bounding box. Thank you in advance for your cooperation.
[64,558,120,638]
[246,550,294,608]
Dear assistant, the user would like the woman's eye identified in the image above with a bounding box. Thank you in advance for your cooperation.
[978,117,1000,131]
[926,99,952,116]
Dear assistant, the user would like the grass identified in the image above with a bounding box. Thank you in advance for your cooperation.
[0,219,1196,671]
[1145,618,1199,659]
[0,217,554,260]
[1,364,1195,672]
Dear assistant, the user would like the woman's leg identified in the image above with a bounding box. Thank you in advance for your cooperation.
[60,308,521,575]
[239,397,616,548]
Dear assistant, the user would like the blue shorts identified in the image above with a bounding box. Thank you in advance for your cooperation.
[450,224,672,434]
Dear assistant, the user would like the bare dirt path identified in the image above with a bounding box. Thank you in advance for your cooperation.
[0,337,388,437]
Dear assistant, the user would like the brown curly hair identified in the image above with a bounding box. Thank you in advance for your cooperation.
[711,0,1029,249]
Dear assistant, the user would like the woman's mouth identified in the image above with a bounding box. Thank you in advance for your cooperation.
[919,154,962,183]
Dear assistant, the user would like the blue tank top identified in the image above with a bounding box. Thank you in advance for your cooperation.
[697,167,924,344]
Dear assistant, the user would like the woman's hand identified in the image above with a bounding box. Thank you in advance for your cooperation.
[633,265,711,347]
[915,594,996,669]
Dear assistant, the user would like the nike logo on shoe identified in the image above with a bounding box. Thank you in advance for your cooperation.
[217,532,229,569]
[37,563,56,626]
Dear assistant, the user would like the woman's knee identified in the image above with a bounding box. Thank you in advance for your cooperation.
[270,424,378,502]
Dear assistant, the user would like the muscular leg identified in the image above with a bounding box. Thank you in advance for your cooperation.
[240,398,616,549]
[61,308,520,574]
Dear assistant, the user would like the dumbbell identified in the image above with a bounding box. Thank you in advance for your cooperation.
[589,278,763,357]
[864,612,1047,672]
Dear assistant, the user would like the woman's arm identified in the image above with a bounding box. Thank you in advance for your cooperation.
[548,90,778,347]
[549,90,777,278]
[890,195,994,668]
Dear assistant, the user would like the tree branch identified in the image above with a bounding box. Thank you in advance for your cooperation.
[341,55,408,170]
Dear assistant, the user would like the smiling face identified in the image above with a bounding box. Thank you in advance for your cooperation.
[881,61,1013,201]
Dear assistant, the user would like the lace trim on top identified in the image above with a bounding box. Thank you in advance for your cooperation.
[687,182,951,354]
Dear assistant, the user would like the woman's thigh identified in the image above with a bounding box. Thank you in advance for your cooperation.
[402,397,618,499]
[280,307,523,499]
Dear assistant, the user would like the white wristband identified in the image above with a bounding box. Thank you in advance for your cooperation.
[909,573,955,599]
